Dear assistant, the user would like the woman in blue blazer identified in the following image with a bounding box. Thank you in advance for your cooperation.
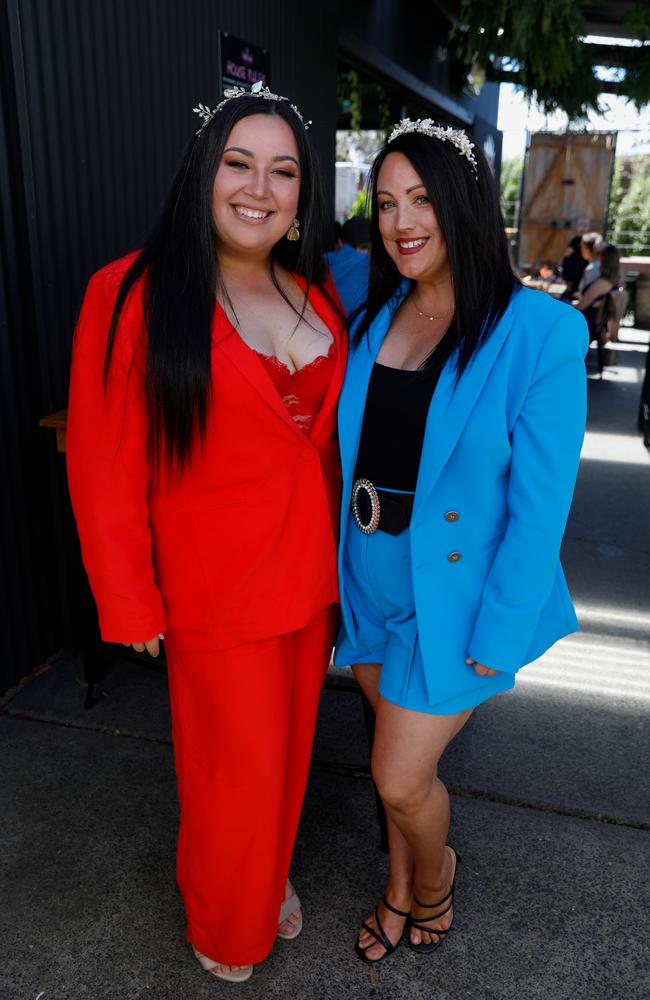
[332,120,588,964]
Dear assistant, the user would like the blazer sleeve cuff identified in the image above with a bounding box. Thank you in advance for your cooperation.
[467,598,546,674]
[97,604,167,644]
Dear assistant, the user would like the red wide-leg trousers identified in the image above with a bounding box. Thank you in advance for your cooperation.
[165,605,336,966]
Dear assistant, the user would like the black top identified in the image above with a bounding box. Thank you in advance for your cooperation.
[354,362,442,492]
[560,246,588,289]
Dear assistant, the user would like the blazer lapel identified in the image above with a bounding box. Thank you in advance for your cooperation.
[213,305,305,438]
[414,301,515,512]
[213,278,346,445]
[296,278,347,446]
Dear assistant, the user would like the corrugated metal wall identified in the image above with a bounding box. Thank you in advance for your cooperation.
[0,0,338,695]
[1,0,67,681]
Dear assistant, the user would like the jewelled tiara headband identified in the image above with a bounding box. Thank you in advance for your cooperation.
[193,79,312,136]
[388,118,478,177]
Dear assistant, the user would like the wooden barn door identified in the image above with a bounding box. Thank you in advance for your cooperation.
[518,132,616,269]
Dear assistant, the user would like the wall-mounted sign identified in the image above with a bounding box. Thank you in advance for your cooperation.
[220,31,270,93]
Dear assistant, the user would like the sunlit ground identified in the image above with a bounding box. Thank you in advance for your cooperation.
[521,325,650,701]
[519,628,650,701]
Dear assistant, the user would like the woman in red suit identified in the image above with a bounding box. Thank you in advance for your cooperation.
[66,84,345,983]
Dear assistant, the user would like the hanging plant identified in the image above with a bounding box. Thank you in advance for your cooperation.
[346,70,363,132]
[450,0,649,119]
[376,83,392,133]
[621,7,650,109]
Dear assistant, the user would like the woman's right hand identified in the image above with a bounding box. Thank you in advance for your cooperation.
[122,633,165,657]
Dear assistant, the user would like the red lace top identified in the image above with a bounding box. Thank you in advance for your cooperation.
[255,339,336,436]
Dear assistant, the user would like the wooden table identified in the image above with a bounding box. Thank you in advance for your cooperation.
[40,406,112,707]
[39,408,68,452]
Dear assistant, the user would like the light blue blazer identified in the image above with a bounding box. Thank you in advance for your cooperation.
[338,283,589,705]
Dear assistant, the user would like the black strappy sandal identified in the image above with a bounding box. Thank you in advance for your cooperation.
[355,897,410,964]
[408,846,459,955]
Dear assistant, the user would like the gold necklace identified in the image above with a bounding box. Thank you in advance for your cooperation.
[409,295,452,322]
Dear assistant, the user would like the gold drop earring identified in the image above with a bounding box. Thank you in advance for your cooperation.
[286,217,300,241]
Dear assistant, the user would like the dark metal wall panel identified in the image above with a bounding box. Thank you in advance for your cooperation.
[1,0,496,696]
[11,0,338,409]
[340,0,501,128]
[343,0,455,97]
[0,0,338,695]
[1,0,63,689]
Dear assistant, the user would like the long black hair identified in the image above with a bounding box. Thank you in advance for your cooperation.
[105,94,331,472]
[353,129,520,377]
[599,243,620,285]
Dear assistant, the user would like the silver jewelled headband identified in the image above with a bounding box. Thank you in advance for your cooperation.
[193,79,312,136]
[388,118,478,177]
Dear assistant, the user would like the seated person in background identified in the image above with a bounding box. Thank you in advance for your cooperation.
[578,232,605,293]
[538,261,557,288]
[341,215,371,253]
[559,235,587,297]
[324,215,370,314]
[574,243,620,341]
[520,262,559,293]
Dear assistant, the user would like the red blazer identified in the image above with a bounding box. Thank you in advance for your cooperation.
[67,254,347,650]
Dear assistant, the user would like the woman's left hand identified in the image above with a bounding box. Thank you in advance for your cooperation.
[466,656,499,677]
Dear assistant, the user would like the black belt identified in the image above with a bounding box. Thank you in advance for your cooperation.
[351,478,414,536]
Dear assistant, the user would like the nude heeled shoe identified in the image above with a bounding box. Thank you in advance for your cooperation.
[192,946,253,983]
[191,881,302,982]
[277,880,303,941]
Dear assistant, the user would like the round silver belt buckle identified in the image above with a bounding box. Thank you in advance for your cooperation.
[352,478,381,535]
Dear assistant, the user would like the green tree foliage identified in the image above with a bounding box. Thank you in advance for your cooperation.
[608,6,649,109]
[500,158,523,202]
[608,159,631,224]
[451,0,650,119]
[500,158,523,228]
[350,189,371,219]
[610,156,650,254]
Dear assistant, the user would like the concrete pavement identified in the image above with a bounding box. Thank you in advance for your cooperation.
[1,328,649,1000]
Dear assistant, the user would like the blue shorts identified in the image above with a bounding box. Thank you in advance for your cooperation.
[333,508,514,715]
